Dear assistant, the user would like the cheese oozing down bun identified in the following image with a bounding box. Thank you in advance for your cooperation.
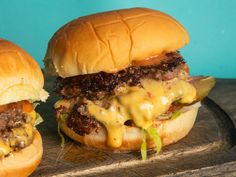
[44,8,215,158]
[58,108,198,151]
[0,39,48,176]
[0,131,43,177]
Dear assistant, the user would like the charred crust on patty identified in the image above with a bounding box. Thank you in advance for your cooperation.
[55,52,189,136]
[55,52,186,100]
[0,102,33,152]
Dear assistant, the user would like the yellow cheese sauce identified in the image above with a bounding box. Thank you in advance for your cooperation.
[86,78,196,148]
[0,110,36,158]
[0,139,10,157]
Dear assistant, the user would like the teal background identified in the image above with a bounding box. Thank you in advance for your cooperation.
[0,0,235,78]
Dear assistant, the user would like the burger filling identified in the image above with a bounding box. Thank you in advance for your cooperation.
[55,52,187,100]
[0,101,40,158]
[55,52,215,149]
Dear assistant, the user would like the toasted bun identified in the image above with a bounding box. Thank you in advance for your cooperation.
[59,108,198,151]
[0,39,48,105]
[0,131,43,177]
[44,8,189,77]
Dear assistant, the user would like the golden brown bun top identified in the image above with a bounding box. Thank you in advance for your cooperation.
[0,39,48,105]
[44,7,189,77]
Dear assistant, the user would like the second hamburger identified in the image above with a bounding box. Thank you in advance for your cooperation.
[0,39,48,176]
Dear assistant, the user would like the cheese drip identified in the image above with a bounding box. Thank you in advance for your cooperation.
[87,78,196,148]
[0,110,36,158]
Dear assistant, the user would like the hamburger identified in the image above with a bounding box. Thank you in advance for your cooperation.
[0,39,48,176]
[44,8,215,159]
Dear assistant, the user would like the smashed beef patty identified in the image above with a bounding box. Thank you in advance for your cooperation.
[55,52,186,100]
[55,52,190,136]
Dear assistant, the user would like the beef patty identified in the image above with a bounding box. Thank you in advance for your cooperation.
[56,52,186,100]
[55,52,188,136]
[0,101,33,152]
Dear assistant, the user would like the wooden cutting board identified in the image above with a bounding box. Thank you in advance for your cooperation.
[31,78,236,177]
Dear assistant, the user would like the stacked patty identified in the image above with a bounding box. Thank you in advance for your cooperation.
[55,52,188,136]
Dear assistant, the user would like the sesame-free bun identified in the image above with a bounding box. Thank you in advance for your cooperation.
[0,39,48,105]
[59,108,198,151]
[0,131,43,177]
[44,8,189,77]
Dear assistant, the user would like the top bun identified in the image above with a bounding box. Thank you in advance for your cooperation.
[44,8,189,77]
[0,39,48,105]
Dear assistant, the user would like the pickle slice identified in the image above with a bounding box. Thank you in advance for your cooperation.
[191,76,216,101]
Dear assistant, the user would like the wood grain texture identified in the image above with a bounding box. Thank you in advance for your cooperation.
[31,78,236,177]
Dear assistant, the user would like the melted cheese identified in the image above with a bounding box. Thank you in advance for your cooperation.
[0,139,10,157]
[28,110,36,124]
[87,78,196,148]
[0,110,36,158]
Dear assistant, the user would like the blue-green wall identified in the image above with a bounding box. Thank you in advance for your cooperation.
[0,0,235,78]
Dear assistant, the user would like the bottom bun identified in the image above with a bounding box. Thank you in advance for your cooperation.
[59,108,198,151]
[0,131,43,177]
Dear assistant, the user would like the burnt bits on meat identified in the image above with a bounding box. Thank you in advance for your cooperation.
[56,52,185,100]
[67,105,99,135]
[56,103,100,136]
[0,108,27,141]
[56,52,186,136]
